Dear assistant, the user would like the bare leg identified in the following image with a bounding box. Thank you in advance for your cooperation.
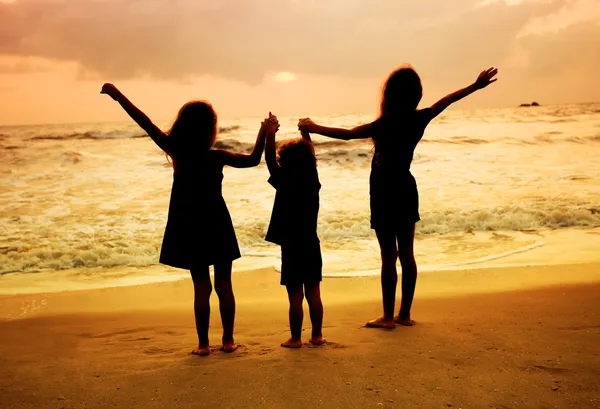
[305,283,325,345]
[281,284,304,348]
[214,262,238,352]
[395,224,417,326]
[366,229,398,329]
[191,268,212,356]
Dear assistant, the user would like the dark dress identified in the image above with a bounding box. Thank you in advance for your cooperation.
[368,108,434,230]
[265,166,322,286]
[159,149,241,270]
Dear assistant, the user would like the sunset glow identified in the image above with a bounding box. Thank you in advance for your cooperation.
[0,0,598,124]
[274,72,298,82]
[2,1,600,407]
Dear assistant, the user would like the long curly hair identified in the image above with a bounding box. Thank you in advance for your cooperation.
[277,138,317,171]
[165,100,217,167]
[380,65,423,118]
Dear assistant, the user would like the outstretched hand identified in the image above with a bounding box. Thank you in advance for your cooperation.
[475,67,498,89]
[100,83,120,100]
[298,117,317,133]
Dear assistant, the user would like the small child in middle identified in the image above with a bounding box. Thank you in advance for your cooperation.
[264,113,325,348]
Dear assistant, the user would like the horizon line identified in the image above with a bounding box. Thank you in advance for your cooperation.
[1,100,598,128]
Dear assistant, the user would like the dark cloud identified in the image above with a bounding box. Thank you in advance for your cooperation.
[0,0,592,85]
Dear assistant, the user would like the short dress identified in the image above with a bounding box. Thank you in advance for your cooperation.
[265,166,322,286]
[368,108,434,230]
[159,150,241,269]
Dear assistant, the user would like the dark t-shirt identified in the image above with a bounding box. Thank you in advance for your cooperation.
[367,108,435,227]
[265,167,321,246]
[369,108,434,178]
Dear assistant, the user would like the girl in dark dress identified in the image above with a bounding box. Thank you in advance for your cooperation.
[298,66,498,329]
[264,116,325,348]
[101,83,279,355]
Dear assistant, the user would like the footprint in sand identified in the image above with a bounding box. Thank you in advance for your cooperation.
[80,327,150,339]
[143,347,178,355]
[257,347,275,355]
[559,324,600,331]
[306,341,346,349]
[159,330,182,336]
[532,364,570,374]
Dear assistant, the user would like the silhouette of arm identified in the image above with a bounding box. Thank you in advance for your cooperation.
[100,83,170,153]
[215,124,268,168]
[298,118,372,140]
[265,122,280,176]
[429,67,498,119]
[300,129,312,142]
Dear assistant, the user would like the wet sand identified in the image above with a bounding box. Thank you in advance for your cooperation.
[1,262,600,408]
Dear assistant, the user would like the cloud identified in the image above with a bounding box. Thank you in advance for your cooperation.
[0,0,479,83]
[0,60,48,74]
[0,0,597,88]
[519,21,600,77]
[518,0,600,36]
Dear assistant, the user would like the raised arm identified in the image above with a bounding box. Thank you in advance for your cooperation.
[101,83,170,152]
[300,129,312,143]
[429,67,498,119]
[265,117,280,176]
[216,125,266,168]
[298,118,372,141]
[216,113,278,168]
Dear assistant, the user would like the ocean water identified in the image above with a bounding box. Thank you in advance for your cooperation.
[1,103,600,293]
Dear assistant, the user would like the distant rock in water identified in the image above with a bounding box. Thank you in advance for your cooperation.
[519,101,540,107]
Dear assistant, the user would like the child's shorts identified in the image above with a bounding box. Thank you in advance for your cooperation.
[280,240,322,287]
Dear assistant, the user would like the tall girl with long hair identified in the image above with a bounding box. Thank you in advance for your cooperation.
[298,66,498,329]
[101,83,279,354]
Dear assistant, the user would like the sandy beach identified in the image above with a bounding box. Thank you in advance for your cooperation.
[1,262,599,409]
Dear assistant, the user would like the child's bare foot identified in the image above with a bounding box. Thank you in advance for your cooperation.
[365,317,396,329]
[309,335,326,346]
[281,338,303,348]
[220,341,239,353]
[394,316,416,326]
[192,345,210,356]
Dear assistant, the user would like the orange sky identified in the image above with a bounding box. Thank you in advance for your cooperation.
[0,0,599,125]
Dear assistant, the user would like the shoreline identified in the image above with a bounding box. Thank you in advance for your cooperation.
[2,261,599,318]
[2,226,600,297]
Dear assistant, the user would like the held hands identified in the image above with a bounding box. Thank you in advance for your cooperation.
[262,112,280,134]
[474,67,498,89]
[297,117,317,133]
[100,83,121,100]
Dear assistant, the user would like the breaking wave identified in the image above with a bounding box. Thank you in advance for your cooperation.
[2,201,599,275]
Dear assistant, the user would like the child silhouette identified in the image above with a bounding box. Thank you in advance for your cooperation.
[264,114,325,348]
[101,84,279,354]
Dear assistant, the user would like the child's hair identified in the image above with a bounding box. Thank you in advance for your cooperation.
[380,65,423,118]
[165,100,217,164]
[277,138,317,170]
